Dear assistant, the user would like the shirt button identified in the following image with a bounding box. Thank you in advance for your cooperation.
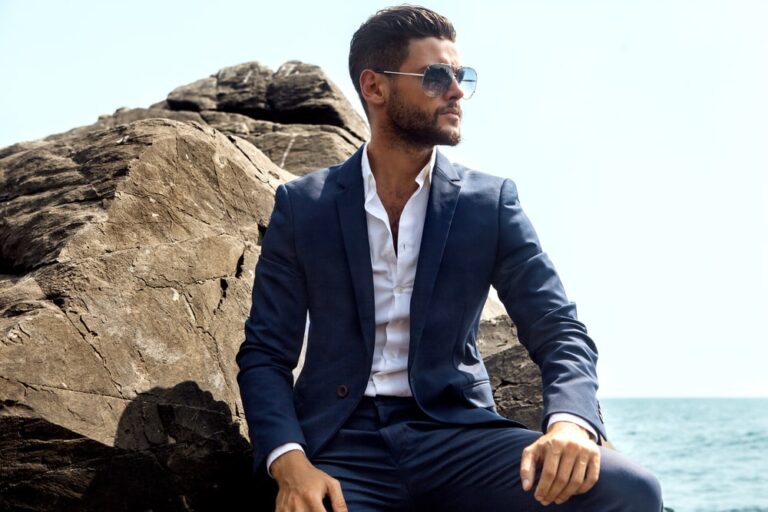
[394,286,403,293]
[336,384,349,398]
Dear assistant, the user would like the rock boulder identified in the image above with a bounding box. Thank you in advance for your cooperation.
[0,119,285,510]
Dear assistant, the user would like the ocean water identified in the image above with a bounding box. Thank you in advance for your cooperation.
[601,398,768,512]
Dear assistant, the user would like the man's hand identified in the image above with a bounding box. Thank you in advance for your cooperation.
[271,450,348,512]
[520,421,601,506]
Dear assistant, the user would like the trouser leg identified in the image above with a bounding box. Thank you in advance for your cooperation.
[311,399,414,512]
[382,421,663,512]
[311,397,662,511]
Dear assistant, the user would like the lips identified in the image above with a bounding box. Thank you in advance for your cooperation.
[440,107,461,118]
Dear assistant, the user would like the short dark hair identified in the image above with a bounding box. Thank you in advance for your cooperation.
[349,5,456,114]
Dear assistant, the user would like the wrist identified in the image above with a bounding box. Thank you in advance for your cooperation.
[546,413,598,442]
[549,420,594,442]
[270,449,309,483]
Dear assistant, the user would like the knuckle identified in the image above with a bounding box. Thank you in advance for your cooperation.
[566,479,582,492]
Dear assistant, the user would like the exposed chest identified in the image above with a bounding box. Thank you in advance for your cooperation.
[378,187,417,251]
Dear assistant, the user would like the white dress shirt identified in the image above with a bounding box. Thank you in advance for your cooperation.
[266,144,595,474]
[362,142,433,396]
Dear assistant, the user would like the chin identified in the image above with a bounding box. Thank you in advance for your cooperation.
[439,128,461,146]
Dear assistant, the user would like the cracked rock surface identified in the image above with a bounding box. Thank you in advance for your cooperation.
[0,61,544,511]
[478,308,544,430]
[1,119,285,510]
[0,60,370,178]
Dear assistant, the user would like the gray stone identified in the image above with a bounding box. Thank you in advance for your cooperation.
[24,60,370,177]
[0,119,287,510]
[479,298,544,430]
[167,76,219,112]
[267,61,369,141]
[215,62,274,117]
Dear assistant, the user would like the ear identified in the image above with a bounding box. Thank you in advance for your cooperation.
[359,69,388,110]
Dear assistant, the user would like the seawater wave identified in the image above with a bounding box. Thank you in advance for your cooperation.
[601,398,768,512]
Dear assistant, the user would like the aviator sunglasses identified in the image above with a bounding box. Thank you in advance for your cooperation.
[374,64,478,99]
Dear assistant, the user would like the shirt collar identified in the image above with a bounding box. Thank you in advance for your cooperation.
[361,141,436,202]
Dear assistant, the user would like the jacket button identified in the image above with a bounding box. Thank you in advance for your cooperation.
[336,385,349,398]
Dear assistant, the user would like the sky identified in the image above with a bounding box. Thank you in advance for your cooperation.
[1,0,766,398]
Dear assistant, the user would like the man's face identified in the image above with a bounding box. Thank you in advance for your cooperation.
[385,37,464,147]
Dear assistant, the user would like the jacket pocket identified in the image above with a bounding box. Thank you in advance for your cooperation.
[461,379,496,409]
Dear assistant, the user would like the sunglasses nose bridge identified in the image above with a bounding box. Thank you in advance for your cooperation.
[443,70,465,99]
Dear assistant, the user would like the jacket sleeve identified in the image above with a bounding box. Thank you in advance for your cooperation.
[236,183,308,469]
[490,178,607,440]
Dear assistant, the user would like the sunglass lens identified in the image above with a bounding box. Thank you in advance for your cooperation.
[458,67,477,99]
[422,64,453,97]
[422,65,477,99]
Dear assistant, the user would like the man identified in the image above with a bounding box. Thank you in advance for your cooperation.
[237,6,662,511]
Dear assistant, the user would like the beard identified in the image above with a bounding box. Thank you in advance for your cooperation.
[386,95,461,148]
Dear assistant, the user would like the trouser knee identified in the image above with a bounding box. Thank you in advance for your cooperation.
[593,449,663,512]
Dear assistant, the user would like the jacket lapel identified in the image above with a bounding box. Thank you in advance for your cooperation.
[335,146,376,359]
[409,150,462,352]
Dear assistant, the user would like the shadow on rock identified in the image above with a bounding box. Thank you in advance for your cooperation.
[81,380,272,511]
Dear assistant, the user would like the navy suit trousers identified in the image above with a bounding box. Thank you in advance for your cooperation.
[312,397,662,512]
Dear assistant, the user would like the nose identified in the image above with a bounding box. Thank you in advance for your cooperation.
[444,73,464,101]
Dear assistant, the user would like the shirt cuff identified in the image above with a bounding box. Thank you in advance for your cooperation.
[266,442,305,478]
[547,413,598,441]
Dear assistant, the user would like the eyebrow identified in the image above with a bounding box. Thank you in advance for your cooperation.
[416,63,463,73]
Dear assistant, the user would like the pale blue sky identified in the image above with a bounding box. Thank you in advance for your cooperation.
[2,0,766,397]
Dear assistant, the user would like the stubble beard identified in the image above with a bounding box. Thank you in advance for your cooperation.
[386,95,461,149]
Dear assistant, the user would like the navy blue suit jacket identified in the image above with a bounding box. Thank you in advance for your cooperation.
[236,146,606,471]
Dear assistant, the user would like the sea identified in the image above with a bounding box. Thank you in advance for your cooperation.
[601,398,768,512]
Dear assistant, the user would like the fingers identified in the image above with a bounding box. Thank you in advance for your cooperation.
[554,454,588,505]
[307,498,328,512]
[577,451,601,495]
[327,477,349,512]
[275,465,347,512]
[519,443,540,492]
[543,449,578,505]
[533,442,563,505]
[525,425,602,507]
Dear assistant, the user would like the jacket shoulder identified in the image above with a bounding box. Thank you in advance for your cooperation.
[279,163,342,202]
[445,160,515,201]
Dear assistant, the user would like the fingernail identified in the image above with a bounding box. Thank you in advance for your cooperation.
[523,479,530,489]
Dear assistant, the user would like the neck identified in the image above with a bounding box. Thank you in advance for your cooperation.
[366,133,432,193]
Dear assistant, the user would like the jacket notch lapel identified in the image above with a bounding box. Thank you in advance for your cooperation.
[409,150,462,352]
[335,147,376,359]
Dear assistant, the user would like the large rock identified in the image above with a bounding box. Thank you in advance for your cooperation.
[266,61,369,141]
[21,60,369,178]
[0,119,288,510]
[479,297,544,430]
[162,60,368,175]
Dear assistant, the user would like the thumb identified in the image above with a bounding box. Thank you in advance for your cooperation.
[519,442,540,492]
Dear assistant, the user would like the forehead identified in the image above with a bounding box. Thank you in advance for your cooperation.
[401,37,461,70]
